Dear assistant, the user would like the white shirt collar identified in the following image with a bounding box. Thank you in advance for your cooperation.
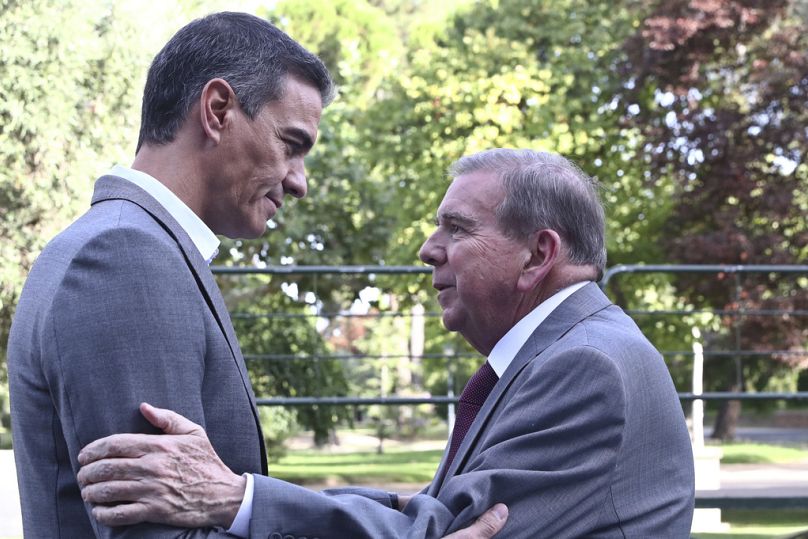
[107,165,220,264]
[487,281,589,377]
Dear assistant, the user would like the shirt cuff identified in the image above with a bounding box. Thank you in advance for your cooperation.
[226,473,254,538]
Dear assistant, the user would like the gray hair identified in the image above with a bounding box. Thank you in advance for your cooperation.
[137,12,335,152]
[449,149,607,276]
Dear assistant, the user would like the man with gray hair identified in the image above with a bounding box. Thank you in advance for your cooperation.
[78,148,695,537]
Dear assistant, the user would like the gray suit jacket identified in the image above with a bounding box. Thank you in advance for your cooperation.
[248,283,694,538]
[8,176,267,538]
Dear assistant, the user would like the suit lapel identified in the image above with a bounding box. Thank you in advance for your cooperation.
[430,283,612,492]
[92,176,268,473]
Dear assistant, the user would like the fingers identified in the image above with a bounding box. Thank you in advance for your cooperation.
[140,402,206,437]
[78,434,151,465]
[81,479,150,505]
[78,404,208,466]
[91,501,151,527]
[443,503,508,539]
[77,457,148,487]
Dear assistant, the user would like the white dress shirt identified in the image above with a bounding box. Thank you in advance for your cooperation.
[107,165,220,263]
[229,281,589,536]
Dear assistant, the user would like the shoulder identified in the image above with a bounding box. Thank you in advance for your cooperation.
[39,198,177,264]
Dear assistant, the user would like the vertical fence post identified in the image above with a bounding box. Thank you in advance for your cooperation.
[445,345,456,437]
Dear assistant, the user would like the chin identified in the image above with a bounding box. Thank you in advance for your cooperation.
[238,218,270,239]
[441,312,464,333]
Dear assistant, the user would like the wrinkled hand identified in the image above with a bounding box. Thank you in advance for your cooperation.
[443,504,508,539]
[77,403,246,529]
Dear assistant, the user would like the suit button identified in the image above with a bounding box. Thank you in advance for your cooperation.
[283,536,295,539]
[270,534,282,539]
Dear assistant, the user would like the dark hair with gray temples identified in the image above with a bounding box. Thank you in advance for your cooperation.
[449,149,607,276]
[136,11,335,152]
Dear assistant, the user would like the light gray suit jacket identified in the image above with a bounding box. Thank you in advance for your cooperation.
[8,176,267,538]
[248,283,694,538]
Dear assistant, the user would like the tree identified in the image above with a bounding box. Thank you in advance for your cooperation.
[353,0,689,387]
[620,0,808,438]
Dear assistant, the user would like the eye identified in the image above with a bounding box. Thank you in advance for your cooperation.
[283,139,304,156]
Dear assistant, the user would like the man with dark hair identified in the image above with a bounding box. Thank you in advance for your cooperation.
[78,149,695,537]
[8,11,504,539]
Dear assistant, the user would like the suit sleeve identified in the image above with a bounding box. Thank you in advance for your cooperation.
[42,226,232,538]
[246,346,626,539]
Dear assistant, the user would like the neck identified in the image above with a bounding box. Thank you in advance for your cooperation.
[517,264,596,321]
[131,143,205,220]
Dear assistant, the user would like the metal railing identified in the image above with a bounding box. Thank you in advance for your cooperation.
[214,263,808,406]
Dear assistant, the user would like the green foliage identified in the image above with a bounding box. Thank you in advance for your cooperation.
[0,0,157,436]
[224,273,351,447]
[259,406,298,462]
[620,0,808,417]
[358,0,664,266]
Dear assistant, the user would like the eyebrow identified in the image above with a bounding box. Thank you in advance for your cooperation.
[435,210,476,228]
[281,127,315,153]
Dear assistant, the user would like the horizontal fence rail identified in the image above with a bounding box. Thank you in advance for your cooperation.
[257,392,808,407]
[600,263,808,288]
[215,263,808,408]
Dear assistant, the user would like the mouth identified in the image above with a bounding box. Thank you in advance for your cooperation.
[433,282,454,292]
[265,194,283,209]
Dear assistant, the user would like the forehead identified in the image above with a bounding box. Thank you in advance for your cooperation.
[264,76,323,134]
[437,170,505,220]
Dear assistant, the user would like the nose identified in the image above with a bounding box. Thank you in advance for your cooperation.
[283,157,308,199]
[419,231,445,267]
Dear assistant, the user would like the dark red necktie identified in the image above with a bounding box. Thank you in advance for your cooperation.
[446,361,499,468]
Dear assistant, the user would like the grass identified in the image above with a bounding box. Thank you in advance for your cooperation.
[271,440,808,486]
[716,442,808,464]
[693,509,808,538]
[270,447,443,485]
[271,440,808,537]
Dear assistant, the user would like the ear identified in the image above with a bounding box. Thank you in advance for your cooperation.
[198,78,238,145]
[516,229,561,293]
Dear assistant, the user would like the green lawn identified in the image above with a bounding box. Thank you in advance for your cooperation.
[716,442,808,464]
[271,440,808,485]
[271,441,808,537]
[271,447,443,485]
[693,510,808,538]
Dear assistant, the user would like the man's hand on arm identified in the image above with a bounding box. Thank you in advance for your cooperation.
[77,403,245,529]
[79,404,509,538]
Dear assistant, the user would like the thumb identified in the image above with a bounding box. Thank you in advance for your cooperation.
[475,503,508,535]
[442,503,508,539]
[140,402,207,438]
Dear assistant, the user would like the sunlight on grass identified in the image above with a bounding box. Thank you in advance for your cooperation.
[271,448,443,484]
[716,443,808,464]
[693,509,808,538]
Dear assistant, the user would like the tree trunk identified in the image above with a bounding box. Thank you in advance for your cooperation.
[711,383,741,441]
